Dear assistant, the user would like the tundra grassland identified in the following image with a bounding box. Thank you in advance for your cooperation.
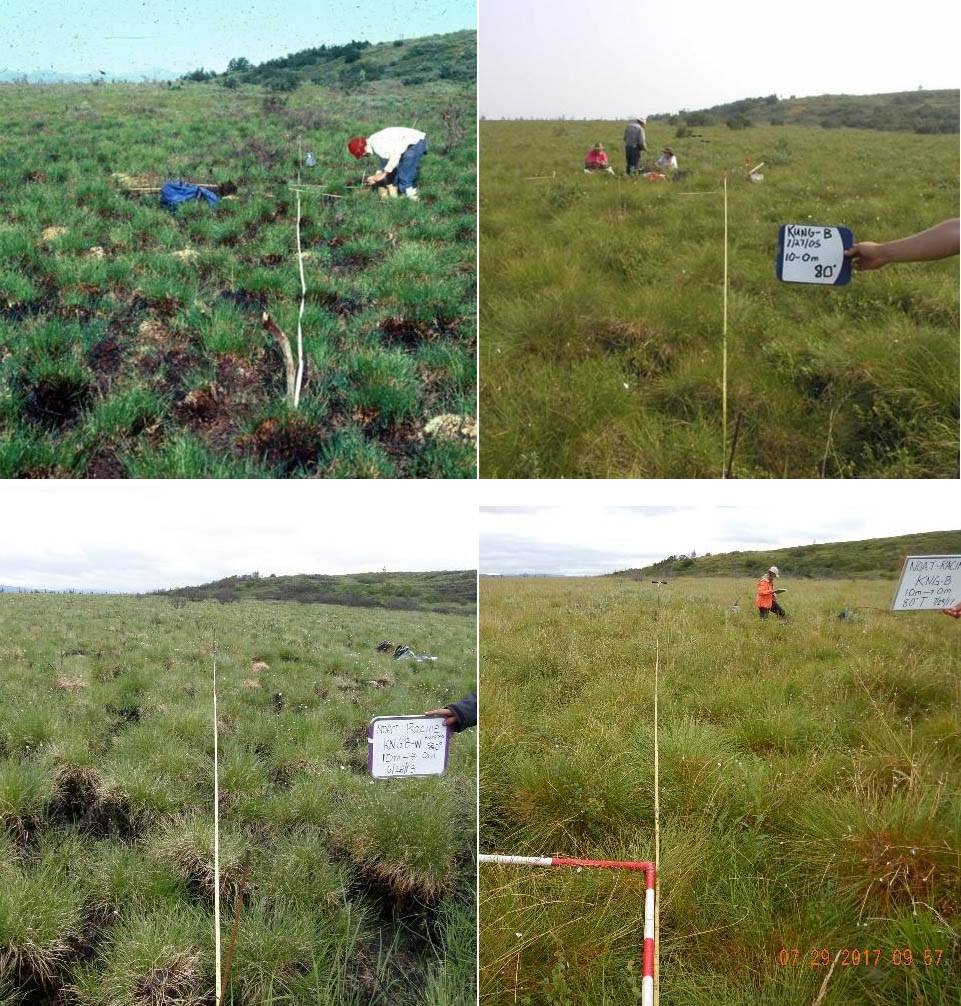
[479,576,960,1005]
[0,70,475,477]
[479,121,959,478]
[0,593,476,1004]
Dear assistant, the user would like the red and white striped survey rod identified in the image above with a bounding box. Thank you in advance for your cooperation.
[479,854,656,1006]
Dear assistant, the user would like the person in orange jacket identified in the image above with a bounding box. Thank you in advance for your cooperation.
[756,566,786,619]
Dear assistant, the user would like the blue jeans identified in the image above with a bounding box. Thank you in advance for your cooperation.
[394,137,427,193]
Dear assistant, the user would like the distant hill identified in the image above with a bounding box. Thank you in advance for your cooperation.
[650,89,959,135]
[611,531,961,581]
[183,29,475,92]
[0,68,178,84]
[155,570,476,614]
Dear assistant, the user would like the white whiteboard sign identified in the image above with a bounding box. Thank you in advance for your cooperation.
[368,715,450,778]
[891,555,961,611]
[776,224,853,285]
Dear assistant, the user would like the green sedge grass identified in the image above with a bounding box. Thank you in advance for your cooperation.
[0,66,476,478]
[479,121,959,478]
[480,575,960,1005]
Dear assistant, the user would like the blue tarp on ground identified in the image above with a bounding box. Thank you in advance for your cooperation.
[160,180,219,212]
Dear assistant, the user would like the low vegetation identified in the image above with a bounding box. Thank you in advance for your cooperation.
[615,530,961,581]
[480,110,958,478]
[480,575,960,1005]
[652,89,959,135]
[155,570,477,614]
[0,30,476,477]
[0,591,476,1004]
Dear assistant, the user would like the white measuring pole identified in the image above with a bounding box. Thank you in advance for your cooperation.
[479,855,655,1006]
[721,170,729,479]
[212,645,222,1002]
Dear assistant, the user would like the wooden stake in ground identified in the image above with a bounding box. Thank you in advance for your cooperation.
[262,313,297,407]
[220,850,252,1002]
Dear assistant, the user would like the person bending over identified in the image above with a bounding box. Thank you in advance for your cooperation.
[348,126,427,200]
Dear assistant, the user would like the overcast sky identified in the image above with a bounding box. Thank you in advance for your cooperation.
[2,0,474,77]
[0,482,478,593]
[479,482,961,576]
[480,0,960,118]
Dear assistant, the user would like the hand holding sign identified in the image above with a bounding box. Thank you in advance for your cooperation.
[777,225,854,286]
[846,219,960,271]
[891,555,960,612]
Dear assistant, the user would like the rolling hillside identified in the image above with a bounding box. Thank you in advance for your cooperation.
[612,530,961,580]
[650,88,959,134]
[189,30,475,92]
[155,569,477,613]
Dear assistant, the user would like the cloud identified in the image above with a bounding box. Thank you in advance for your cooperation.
[480,497,959,576]
[0,482,478,592]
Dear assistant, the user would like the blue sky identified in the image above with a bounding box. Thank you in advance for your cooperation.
[2,0,475,78]
[480,0,960,117]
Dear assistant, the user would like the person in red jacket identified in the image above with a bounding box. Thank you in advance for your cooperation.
[584,143,614,174]
[755,566,786,619]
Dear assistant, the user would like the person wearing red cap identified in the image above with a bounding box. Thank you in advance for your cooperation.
[347,126,427,200]
[755,566,786,619]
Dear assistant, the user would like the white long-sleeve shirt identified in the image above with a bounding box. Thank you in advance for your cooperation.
[367,127,427,173]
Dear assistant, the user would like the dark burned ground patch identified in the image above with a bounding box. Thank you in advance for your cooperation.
[171,348,280,452]
[86,448,128,479]
[343,867,458,1005]
[87,332,126,394]
[379,317,436,351]
[217,287,267,313]
[239,412,328,475]
[47,764,139,841]
[15,371,93,429]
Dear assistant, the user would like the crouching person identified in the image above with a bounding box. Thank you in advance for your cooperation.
[348,127,427,201]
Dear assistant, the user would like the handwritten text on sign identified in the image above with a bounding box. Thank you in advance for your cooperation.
[368,716,450,778]
[776,224,853,286]
[891,555,961,611]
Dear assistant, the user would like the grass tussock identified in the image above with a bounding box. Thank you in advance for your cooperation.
[0,592,476,1004]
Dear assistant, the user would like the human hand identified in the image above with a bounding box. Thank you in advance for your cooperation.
[845,241,889,270]
[941,600,961,619]
[424,707,457,727]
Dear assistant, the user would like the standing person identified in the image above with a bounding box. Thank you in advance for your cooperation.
[347,126,427,200]
[755,566,786,619]
[624,117,647,176]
